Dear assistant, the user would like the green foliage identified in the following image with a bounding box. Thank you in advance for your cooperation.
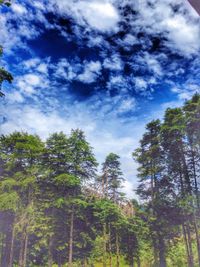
[0,191,19,211]
[0,0,11,6]
[0,178,17,191]
[134,94,200,267]
[167,238,188,267]
[54,174,80,187]
[101,152,124,202]
[0,94,200,266]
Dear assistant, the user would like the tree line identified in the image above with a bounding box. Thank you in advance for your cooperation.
[0,94,200,267]
[0,129,140,267]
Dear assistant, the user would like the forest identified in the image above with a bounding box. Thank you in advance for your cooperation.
[0,94,200,267]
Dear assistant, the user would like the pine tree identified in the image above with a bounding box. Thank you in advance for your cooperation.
[102,153,124,203]
[0,132,44,267]
[133,120,180,267]
[68,129,98,184]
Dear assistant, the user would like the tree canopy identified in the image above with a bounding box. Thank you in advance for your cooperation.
[0,95,200,266]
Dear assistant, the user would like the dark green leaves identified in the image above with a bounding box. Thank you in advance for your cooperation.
[54,174,80,188]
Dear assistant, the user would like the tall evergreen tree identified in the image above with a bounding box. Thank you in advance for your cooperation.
[0,132,44,267]
[101,153,124,203]
[68,129,98,184]
[134,120,181,267]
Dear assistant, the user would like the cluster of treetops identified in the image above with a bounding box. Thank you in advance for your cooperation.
[0,94,200,267]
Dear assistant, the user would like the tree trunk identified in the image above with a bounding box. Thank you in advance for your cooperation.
[81,257,87,267]
[103,223,107,267]
[181,148,192,193]
[129,257,134,267]
[159,248,166,267]
[105,171,108,198]
[186,223,194,267]
[18,234,24,267]
[137,256,141,267]
[48,236,53,267]
[23,232,29,267]
[108,224,112,267]
[102,172,105,197]
[153,239,159,267]
[158,236,166,267]
[182,224,191,267]
[116,232,120,267]
[1,227,14,267]
[8,227,15,267]
[18,228,29,267]
[68,207,74,267]
[0,232,4,264]
[188,141,200,211]
[193,215,200,267]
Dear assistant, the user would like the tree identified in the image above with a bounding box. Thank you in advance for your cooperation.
[0,132,44,267]
[68,129,98,184]
[133,96,200,266]
[183,94,200,210]
[101,153,124,203]
[93,199,124,267]
[133,120,180,267]
[40,131,98,266]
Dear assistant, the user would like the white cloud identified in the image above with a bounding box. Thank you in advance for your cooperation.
[6,91,24,103]
[16,74,42,95]
[118,98,136,113]
[122,180,134,199]
[0,1,50,53]
[23,58,41,69]
[162,14,200,56]
[103,54,123,71]
[25,74,41,86]
[12,3,27,15]
[172,84,200,100]
[144,53,163,76]
[132,0,200,56]
[80,1,120,31]
[78,61,102,83]
[53,0,120,32]
[109,75,124,85]
[135,77,148,92]
[33,1,46,11]
[1,0,200,59]
[123,34,137,46]
[107,75,130,94]
[37,63,48,73]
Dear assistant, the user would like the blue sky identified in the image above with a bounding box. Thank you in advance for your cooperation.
[0,0,200,197]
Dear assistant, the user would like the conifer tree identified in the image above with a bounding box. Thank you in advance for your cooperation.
[102,153,124,203]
